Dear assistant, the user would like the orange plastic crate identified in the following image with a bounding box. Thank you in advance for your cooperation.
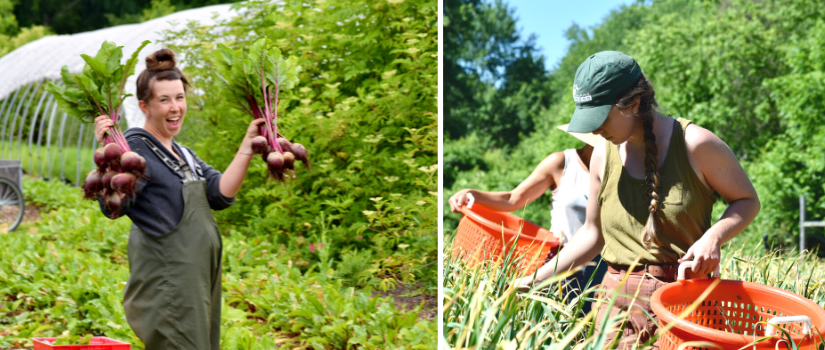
[32,337,130,350]
[453,203,560,274]
[651,277,825,350]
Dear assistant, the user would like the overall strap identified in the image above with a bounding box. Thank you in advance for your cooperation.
[129,135,195,182]
[179,145,202,181]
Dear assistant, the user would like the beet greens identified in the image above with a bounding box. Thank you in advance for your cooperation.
[212,38,308,181]
[46,40,150,214]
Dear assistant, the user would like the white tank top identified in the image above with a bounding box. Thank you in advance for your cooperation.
[549,149,590,245]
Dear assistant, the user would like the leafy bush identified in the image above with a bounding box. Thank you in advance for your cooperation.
[163,0,438,285]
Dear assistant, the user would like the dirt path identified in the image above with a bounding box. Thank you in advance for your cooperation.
[372,282,437,321]
[0,204,42,233]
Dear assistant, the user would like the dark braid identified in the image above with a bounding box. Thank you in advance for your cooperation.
[614,73,662,249]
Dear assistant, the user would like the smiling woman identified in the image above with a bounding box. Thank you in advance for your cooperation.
[137,50,189,137]
[91,48,266,350]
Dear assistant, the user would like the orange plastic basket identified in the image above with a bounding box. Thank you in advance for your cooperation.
[453,202,560,275]
[651,263,825,350]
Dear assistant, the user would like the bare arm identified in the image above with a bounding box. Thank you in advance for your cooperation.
[677,124,760,276]
[219,118,267,198]
[448,152,564,213]
[517,142,607,289]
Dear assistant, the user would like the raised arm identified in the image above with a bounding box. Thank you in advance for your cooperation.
[677,124,760,275]
[517,142,607,290]
[219,118,267,198]
[448,152,565,213]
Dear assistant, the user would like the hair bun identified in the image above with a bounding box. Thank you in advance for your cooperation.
[145,49,177,71]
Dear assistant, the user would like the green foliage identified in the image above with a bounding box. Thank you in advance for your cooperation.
[334,249,376,288]
[444,0,550,147]
[0,0,16,35]
[10,0,236,35]
[0,25,51,58]
[165,0,437,291]
[46,40,150,124]
[52,334,93,345]
[140,0,177,22]
[211,38,302,123]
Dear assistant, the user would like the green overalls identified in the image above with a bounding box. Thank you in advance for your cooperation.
[122,139,222,350]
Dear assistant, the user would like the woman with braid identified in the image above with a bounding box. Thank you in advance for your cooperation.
[515,51,760,349]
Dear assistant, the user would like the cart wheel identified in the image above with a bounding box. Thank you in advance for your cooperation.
[0,178,25,232]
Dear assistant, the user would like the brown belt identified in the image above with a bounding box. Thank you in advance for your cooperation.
[607,263,680,280]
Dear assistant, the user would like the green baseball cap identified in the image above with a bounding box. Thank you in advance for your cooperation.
[567,51,642,133]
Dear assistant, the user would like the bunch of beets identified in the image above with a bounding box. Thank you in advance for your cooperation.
[213,39,309,181]
[84,139,146,214]
[46,40,150,216]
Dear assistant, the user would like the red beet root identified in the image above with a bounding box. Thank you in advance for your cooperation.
[111,173,137,195]
[103,143,123,164]
[94,147,106,168]
[282,152,295,169]
[251,136,269,154]
[121,152,145,174]
[82,170,102,200]
[291,143,309,169]
[105,192,122,216]
[277,137,292,154]
[267,151,284,170]
[101,171,117,192]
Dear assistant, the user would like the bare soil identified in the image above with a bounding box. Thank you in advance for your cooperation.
[0,204,42,233]
[372,282,437,321]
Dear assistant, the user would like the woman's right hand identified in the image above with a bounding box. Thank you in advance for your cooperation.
[448,189,474,213]
[94,115,114,143]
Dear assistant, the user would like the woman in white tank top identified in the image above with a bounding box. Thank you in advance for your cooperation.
[449,125,607,314]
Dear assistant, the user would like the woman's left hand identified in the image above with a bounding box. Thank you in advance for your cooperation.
[678,234,721,277]
[239,119,267,155]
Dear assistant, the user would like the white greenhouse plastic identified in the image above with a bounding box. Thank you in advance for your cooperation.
[0,3,236,128]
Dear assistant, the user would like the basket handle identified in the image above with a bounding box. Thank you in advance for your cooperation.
[765,316,811,336]
[466,193,475,209]
[677,261,721,281]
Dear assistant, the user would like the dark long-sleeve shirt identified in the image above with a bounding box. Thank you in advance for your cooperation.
[98,128,234,236]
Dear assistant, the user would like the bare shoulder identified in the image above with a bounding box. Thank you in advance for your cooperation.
[536,151,566,176]
[591,140,607,180]
[684,122,732,156]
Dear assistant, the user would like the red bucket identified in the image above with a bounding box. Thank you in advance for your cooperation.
[32,337,131,350]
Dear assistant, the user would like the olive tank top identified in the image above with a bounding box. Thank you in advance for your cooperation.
[597,118,717,265]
